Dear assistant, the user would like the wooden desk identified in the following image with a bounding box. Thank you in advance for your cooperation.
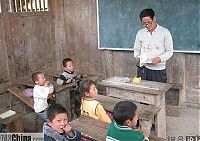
[18,76,73,121]
[46,71,102,83]
[71,116,108,141]
[99,76,172,139]
[0,110,24,132]
[71,116,165,141]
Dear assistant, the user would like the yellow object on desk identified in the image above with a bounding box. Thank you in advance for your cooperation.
[132,77,141,84]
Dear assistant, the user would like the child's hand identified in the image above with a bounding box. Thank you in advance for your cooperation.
[63,124,74,137]
[66,78,73,83]
[44,81,50,87]
[63,124,72,132]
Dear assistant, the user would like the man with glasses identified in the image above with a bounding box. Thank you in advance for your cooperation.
[133,8,173,83]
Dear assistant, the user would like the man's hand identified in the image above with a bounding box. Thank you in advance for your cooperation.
[135,57,140,65]
[152,57,161,64]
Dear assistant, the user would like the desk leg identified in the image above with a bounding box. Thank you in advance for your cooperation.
[155,94,166,139]
[10,93,13,109]
[55,89,71,121]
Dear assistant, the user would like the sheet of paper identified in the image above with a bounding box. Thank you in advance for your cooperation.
[0,110,16,119]
[140,53,152,67]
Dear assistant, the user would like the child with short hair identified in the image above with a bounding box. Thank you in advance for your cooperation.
[56,57,83,87]
[106,101,149,141]
[32,71,54,120]
[43,104,81,141]
[57,57,83,120]
[77,79,111,123]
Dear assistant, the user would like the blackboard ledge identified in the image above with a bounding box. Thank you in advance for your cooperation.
[98,47,134,51]
[174,50,200,54]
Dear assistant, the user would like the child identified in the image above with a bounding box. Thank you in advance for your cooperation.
[56,57,83,87]
[77,79,111,123]
[106,101,149,141]
[32,71,54,120]
[57,57,83,119]
[43,104,81,141]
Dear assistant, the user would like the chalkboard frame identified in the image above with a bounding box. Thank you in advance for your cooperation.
[97,0,200,53]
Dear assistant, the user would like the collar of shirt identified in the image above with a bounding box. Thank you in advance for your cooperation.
[145,24,160,33]
[65,70,74,74]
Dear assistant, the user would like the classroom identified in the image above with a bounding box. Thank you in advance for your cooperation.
[0,0,199,140]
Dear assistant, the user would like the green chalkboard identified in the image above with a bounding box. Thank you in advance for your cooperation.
[98,0,200,53]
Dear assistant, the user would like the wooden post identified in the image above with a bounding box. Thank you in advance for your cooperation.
[14,0,17,12]
[24,0,28,12]
[19,0,23,12]
[0,0,2,13]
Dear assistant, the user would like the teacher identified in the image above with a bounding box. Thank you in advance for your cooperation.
[134,8,173,83]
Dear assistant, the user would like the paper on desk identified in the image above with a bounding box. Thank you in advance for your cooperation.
[109,76,131,83]
[139,53,152,67]
[0,110,16,119]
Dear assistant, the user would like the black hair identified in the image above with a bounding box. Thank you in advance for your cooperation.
[79,79,96,96]
[113,101,137,125]
[63,58,73,67]
[32,71,43,83]
[74,79,96,117]
[47,104,68,121]
[139,8,155,20]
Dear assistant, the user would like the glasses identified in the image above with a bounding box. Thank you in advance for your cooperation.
[142,21,153,27]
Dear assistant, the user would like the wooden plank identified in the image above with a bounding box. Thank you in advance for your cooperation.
[95,95,160,121]
[71,116,108,141]
[51,0,66,70]
[0,18,9,85]
[107,87,156,105]
[2,15,17,82]
[8,87,34,109]
[112,51,136,77]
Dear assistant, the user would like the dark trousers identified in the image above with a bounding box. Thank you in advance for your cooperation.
[70,90,81,119]
[137,66,167,83]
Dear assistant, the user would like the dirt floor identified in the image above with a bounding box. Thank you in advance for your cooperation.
[166,104,200,140]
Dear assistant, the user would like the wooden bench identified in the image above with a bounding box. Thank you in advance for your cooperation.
[95,95,160,121]
[71,116,165,141]
[95,95,160,135]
